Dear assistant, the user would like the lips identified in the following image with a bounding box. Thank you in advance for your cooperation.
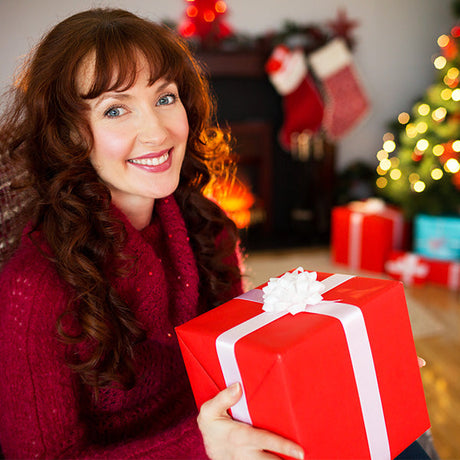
[127,149,172,172]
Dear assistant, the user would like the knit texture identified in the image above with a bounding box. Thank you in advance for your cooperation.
[0,195,242,459]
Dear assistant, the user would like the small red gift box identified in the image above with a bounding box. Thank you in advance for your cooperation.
[425,258,460,290]
[384,251,430,286]
[176,269,430,459]
[386,250,460,290]
[331,199,406,273]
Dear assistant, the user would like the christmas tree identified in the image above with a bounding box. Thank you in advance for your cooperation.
[376,23,460,219]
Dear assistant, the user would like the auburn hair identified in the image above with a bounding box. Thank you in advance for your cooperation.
[0,8,241,392]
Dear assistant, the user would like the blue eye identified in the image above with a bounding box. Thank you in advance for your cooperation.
[157,93,176,106]
[104,106,126,118]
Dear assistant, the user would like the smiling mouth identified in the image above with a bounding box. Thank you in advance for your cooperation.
[128,151,169,166]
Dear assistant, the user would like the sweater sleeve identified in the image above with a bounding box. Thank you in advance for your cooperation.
[0,251,208,460]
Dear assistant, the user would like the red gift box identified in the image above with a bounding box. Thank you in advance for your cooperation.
[386,251,460,290]
[384,251,430,286]
[426,258,460,290]
[176,269,430,459]
[331,199,406,273]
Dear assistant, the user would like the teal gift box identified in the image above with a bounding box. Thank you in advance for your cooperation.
[414,214,460,261]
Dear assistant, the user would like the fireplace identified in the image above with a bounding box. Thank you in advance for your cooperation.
[196,48,335,249]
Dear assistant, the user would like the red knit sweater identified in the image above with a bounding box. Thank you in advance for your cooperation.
[0,195,242,459]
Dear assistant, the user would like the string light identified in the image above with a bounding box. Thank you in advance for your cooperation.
[390,169,402,180]
[432,107,447,122]
[398,112,410,124]
[377,149,388,161]
[406,123,418,138]
[437,34,450,48]
[434,56,447,69]
[383,140,396,153]
[452,88,460,101]
[441,88,452,100]
[379,158,392,171]
[447,67,460,79]
[418,103,430,116]
[376,177,387,188]
[391,157,400,167]
[431,168,443,180]
[416,122,428,133]
[215,0,227,13]
[409,173,420,183]
[445,158,460,173]
[416,139,429,151]
[432,144,444,156]
[452,140,460,152]
[413,181,426,192]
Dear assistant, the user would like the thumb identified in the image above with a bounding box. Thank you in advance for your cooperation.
[202,382,243,419]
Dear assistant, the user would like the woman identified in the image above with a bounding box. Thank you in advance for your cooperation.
[0,8,304,460]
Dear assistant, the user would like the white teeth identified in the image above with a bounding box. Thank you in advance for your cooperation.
[129,152,169,166]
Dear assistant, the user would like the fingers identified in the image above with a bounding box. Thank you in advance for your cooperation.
[199,382,242,421]
[418,356,426,368]
[231,424,304,460]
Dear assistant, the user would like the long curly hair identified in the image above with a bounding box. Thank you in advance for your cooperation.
[0,8,241,392]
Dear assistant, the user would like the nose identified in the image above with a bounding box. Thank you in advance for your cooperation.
[137,107,168,146]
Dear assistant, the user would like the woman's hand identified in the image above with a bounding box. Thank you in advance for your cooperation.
[197,382,304,460]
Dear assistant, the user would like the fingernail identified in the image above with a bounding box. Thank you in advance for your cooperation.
[291,448,304,460]
[418,357,426,367]
[229,382,240,395]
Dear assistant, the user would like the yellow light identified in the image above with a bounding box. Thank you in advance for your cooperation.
[409,173,420,183]
[416,139,429,151]
[406,123,418,138]
[432,107,447,122]
[418,103,430,116]
[391,157,400,167]
[383,140,396,153]
[376,165,387,175]
[452,140,460,152]
[444,74,456,86]
[432,144,444,156]
[434,56,447,70]
[390,169,402,180]
[438,34,450,48]
[398,112,410,124]
[452,88,460,101]
[447,67,460,79]
[416,122,428,133]
[441,88,452,100]
[413,181,426,193]
[376,177,388,188]
[380,158,392,171]
[445,158,460,173]
[431,168,443,180]
[382,132,394,142]
[377,149,388,161]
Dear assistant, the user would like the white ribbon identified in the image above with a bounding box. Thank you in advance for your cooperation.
[448,262,460,290]
[385,253,429,285]
[215,273,391,460]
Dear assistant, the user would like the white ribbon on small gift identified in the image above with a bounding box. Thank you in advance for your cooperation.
[348,198,404,270]
[215,267,391,460]
[448,262,460,290]
[385,253,429,286]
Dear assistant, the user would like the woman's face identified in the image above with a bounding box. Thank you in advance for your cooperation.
[80,56,189,218]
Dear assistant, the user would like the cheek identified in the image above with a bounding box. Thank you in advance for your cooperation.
[91,127,132,164]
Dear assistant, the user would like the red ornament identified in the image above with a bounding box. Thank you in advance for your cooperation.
[178,0,233,45]
[327,8,359,47]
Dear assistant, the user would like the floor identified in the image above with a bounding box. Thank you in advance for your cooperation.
[244,246,460,459]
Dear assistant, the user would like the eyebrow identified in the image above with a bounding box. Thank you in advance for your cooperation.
[93,80,176,108]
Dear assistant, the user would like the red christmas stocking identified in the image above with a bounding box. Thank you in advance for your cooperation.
[266,45,324,152]
[309,38,369,140]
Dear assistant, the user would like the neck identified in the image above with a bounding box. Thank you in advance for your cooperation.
[111,193,155,230]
